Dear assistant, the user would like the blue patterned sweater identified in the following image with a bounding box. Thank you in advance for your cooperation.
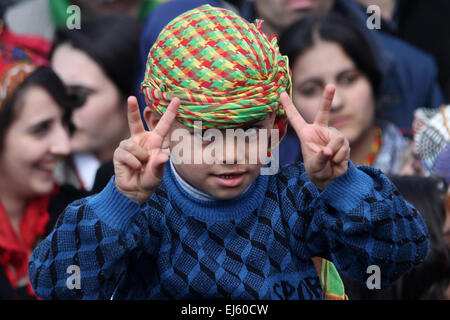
[29,161,429,299]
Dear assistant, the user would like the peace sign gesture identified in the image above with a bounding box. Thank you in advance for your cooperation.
[280,85,350,190]
[114,96,179,203]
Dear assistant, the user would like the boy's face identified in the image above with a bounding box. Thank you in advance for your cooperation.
[145,109,277,200]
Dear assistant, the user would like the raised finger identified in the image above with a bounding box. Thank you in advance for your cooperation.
[127,96,145,136]
[280,92,307,133]
[314,84,335,127]
[152,97,180,140]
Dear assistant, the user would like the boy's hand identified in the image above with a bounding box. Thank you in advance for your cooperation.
[280,85,350,190]
[113,96,179,203]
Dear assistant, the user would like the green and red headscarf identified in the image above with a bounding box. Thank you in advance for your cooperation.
[141,4,292,140]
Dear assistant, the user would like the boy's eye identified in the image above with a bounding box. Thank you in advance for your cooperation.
[242,126,258,134]
[192,125,259,142]
[194,130,206,140]
[194,129,215,142]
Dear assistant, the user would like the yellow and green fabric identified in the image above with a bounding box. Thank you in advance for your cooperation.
[141,4,291,140]
[313,257,348,300]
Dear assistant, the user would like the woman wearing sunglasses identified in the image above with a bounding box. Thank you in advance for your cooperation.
[50,13,141,192]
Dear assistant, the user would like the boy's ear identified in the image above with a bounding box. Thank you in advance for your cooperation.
[270,112,278,130]
[143,107,162,131]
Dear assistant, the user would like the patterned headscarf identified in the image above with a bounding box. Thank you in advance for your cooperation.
[141,5,291,139]
[415,105,450,183]
[0,21,50,111]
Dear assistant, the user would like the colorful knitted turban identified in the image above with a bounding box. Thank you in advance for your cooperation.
[415,106,450,183]
[0,22,50,111]
[141,5,291,137]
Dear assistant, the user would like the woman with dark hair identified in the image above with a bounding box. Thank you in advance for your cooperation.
[50,13,141,192]
[341,175,450,299]
[0,36,86,299]
[384,176,449,300]
[278,13,417,174]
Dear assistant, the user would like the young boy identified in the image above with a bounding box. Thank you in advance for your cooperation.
[29,5,429,300]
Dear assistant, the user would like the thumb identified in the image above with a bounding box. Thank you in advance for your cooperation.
[151,152,169,178]
[141,151,169,187]
[313,147,332,169]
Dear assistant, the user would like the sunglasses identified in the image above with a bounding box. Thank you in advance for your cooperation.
[65,85,97,109]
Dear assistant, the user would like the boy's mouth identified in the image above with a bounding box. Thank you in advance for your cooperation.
[212,171,247,188]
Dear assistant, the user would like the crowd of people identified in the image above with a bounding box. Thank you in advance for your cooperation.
[0,0,449,300]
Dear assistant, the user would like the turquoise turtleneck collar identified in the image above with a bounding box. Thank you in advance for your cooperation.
[169,158,216,201]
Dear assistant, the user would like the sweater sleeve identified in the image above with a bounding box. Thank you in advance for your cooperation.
[29,178,160,300]
[290,161,430,288]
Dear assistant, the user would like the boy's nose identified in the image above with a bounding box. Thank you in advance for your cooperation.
[221,135,246,164]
